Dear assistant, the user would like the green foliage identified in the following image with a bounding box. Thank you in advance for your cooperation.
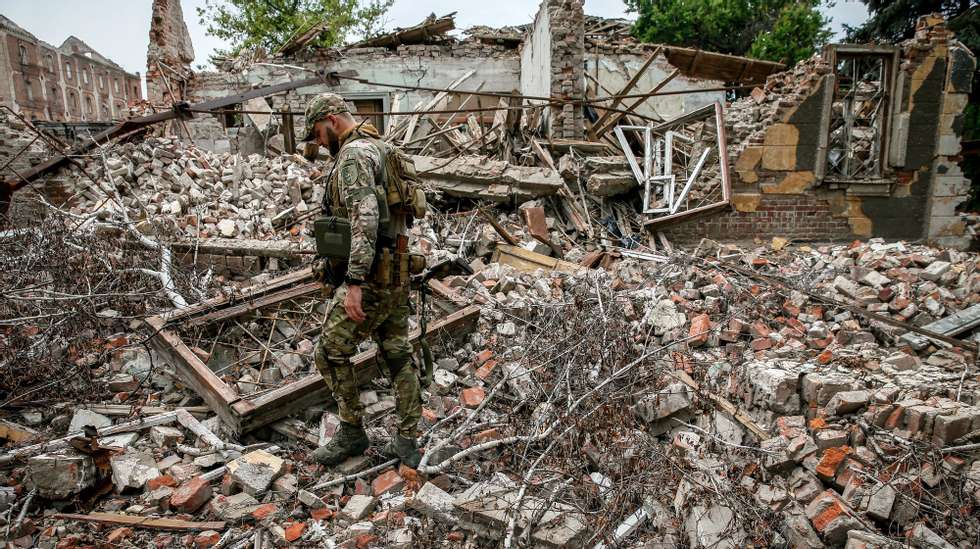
[197,0,394,56]
[625,0,833,66]
[749,2,833,65]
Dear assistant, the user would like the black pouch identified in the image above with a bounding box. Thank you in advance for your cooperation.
[314,216,352,259]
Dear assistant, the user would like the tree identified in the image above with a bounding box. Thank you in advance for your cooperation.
[197,0,394,56]
[625,0,833,66]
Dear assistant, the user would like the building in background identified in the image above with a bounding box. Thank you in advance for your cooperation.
[0,14,142,122]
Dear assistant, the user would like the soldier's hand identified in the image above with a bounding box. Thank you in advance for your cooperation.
[344,284,366,324]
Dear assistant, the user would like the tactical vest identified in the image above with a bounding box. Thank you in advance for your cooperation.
[314,130,427,286]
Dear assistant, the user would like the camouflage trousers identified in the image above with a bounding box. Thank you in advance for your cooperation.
[314,283,421,438]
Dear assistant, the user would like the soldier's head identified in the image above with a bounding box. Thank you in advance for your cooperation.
[302,93,356,155]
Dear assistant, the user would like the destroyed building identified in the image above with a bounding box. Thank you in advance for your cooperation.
[0,15,143,122]
[1,1,980,548]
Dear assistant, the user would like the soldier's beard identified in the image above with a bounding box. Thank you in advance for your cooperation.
[325,129,341,156]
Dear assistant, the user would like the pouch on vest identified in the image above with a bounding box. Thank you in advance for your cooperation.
[314,216,352,259]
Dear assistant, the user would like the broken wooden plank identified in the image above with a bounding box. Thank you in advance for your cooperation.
[594,68,680,139]
[51,512,225,532]
[492,245,586,276]
[1,411,181,464]
[238,305,481,432]
[398,70,475,143]
[479,209,520,246]
[670,370,767,440]
[348,13,455,49]
[79,404,210,418]
[590,47,661,139]
[270,418,320,446]
[0,420,37,444]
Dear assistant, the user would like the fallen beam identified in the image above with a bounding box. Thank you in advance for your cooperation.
[147,267,481,435]
[413,155,565,203]
[169,238,315,259]
[51,513,225,532]
[492,244,586,276]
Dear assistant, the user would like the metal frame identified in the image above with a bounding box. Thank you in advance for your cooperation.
[146,268,479,435]
[614,101,732,227]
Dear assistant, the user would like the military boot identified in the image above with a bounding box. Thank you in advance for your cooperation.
[382,433,421,469]
[312,422,369,466]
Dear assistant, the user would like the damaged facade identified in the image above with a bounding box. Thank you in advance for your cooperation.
[1,1,980,549]
[0,15,143,122]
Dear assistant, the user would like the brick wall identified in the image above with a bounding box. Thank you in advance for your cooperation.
[663,195,853,245]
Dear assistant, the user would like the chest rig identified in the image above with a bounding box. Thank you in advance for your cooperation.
[314,130,427,288]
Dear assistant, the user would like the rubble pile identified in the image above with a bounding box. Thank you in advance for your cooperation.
[726,54,832,152]
[2,231,979,547]
[63,138,323,241]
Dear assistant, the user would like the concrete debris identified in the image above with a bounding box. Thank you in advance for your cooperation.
[0,3,978,548]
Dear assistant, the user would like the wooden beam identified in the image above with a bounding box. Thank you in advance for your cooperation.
[590,47,661,139]
[51,513,225,532]
[239,305,481,432]
[594,69,679,139]
[491,244,586,275]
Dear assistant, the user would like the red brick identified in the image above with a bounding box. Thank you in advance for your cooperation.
[474,349,493,365]
[816,446,851,480]
[170,477,212,514]
[688,314,712,347]
[354,478,371,495]
[750,337,772,351]
[283,521,305,543]
[106,527,133,544]
[355,534,379,549]
[251,503,278,520]
[194,531,221,548]
[372,469,405,496]
[310,507,333,521]
[472,428,500,444]
[475,359,497,380]
[811,496,845,533]
[460,387,486,408]
[147,475,177,490]
[817,349,833,364]
[749,321,771,338]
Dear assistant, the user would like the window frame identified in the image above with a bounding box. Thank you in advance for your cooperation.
[817,44,902,184]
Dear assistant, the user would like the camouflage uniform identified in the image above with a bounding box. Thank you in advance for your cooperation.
[305,94,422,441]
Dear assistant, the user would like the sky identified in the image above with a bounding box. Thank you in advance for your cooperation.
[0,0,871,82]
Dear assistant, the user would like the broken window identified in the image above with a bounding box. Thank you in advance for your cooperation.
[614,102,731,227]
[824,49,895,181]
[65,61,72,80]
[45,53,54,73]
[18,44,28,65]
[223,103,244,128]
[82,68,89,85]
[25,79,33,102]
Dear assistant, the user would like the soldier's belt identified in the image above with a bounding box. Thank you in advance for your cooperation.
[371,248,425,288]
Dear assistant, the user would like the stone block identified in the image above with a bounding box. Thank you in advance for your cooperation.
[27,452,96,499]
[69,409,112,433]
[228,450,284,497]
[110,450,161,491]
[342,494,377,521]
[826,390,870,416]
[632,382,692,423]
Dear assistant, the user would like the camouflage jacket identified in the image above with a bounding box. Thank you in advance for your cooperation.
[327,123,405,281]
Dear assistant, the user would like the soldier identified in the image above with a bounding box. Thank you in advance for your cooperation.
[301,93,422,468]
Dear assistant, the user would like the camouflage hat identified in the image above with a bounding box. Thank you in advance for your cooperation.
[301,93,351,141]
